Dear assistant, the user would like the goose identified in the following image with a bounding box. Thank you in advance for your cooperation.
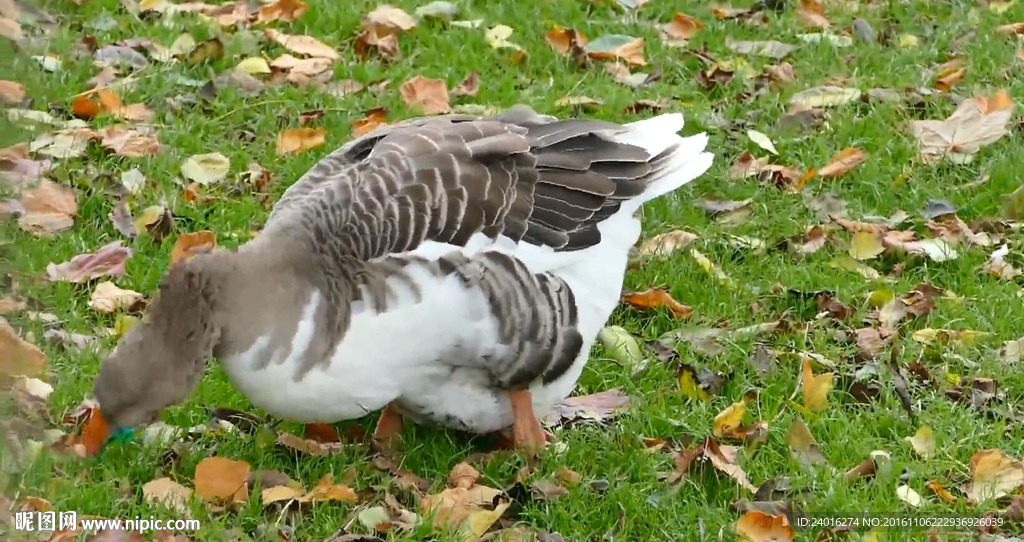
[88,105,713,455]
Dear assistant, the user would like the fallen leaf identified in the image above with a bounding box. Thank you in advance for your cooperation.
[14,179,78,235]
[725,38,798,59]
[143,478,193,516]
[849,231,885,260]
[636,230,699,257]
[170,231,216,265]
[786,417,828,468]
[302,473,358,503]
[451,72,479,97]
[895,485,923,507]
[275,128,326,155]
[88,282,144,314]
[352,107,389,137]
[910,90,1014,163]
[543,388,631,426]
[998,335,1024,363]
[276,431,343,456]
[97,125,162,157]
[801,358,832,412]
[671,437,758,492]
[0,79,24,104]
[905,426,935,459]
[256,0,307,23]
[545,26,588,57]
[746,130,778,155]
[584,34,646,66]
[264,29,338,60]
[596,326,645,368]
[817,147,866,177]
[963,449,1024,503]
[735,510,795,542]
[1,15,23,42]
[662,12,702,43]
[416,1,458,20]
[399,76,451,114]
[0,321,46,384]
[620,288,692,318]
[46,241,132,282]
[796,0,829,29]
[484,24,524,54]
[181,153,230,185]
[194,456,250,504]
[236,57,272,75]
[132,204,173,240]
[788,86,861,109]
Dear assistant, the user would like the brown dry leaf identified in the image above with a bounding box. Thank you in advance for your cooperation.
[933,58,966,92]
[194,456,250,505]
[46,241,132,282]
[0,321,46,385]
[0,79,24,104]
[817,147,866,177]
[421,465,503,535]
[97,125,162,157]
[256,0,307,23]
[671,437,758,492]
[88,281,144,314]
[962,449,1024,503]
[910,89,1015,163]
[635,230,699,257]
[728,151,803,189]
[620,288,692,318]
[996,22,1024,35]
[543,388,631,426]
[1,15,23,42]
[796,0,829,28]
[735,510,795,542]
[270,54,333,78]
[16,179,78,235]
[725,38,798,60]
[303,473,358,503]
[264,29,338,60]
[72,90,153,122]
[275,127,326,155]
[142,478,193,516]
[276,431,343,456]
[364,4,417,32]
[585,35,646,67]
[1,142,51,187]
[399,76,451,114]
[801,358,833,412]
[352,107,389,137]
[451,72,479,97]
[170,231,216,265]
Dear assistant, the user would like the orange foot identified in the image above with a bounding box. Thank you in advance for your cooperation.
[508,389,547,456]
[372,402,404,449]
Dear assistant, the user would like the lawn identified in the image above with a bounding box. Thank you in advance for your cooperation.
[2,0,1024,541]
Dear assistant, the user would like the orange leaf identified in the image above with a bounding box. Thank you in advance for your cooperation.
[586,37,646,67]
[662,13,703,40]
[303,422,341,443]
[194,456,251,504]
[352,107,389,137]
[981,89,1014,113]
[170,230,216,266]
[71,95,102,119]
[545,26,589,55]
[620,288,692,318]
[257,0,307,23]
[81,407,111,457]
[304,474,358,503]
[0,79,25,104]
[934,65,966,92]
[816,147,866,178]
[275,127,326,155]
[796,0,829,29]
[399,76,451,115]
[735,510,795,542]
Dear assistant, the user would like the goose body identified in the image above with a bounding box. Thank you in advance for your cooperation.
[201,106,711,440]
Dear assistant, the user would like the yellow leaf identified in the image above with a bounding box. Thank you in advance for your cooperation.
[817,147,867,177]
[963,449,1024,503]
[712,400,746,439]
[849,231,885,261]
[801,358,833,412]
[275,128,325,155]
[904,426,935,459]
[735,510,795,542]
[236,57,271,75]
[678,367,710,401]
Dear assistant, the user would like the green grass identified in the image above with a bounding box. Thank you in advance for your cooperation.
[3,0,1024,541]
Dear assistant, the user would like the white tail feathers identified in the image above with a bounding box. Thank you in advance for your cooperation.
[612,113,714,211]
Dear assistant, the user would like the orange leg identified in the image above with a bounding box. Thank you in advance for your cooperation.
[508,389,547,455]
[372,402,405,445]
